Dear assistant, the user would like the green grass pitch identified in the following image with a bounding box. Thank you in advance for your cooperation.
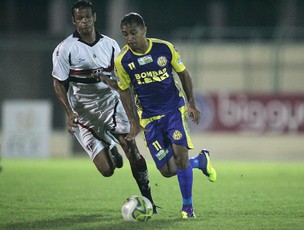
[0,158,303,229]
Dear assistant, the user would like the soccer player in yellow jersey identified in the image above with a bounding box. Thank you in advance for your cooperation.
[97,12,217,219]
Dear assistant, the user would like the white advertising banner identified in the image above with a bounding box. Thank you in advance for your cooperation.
[192,92,304,134]
[2,100,52,158]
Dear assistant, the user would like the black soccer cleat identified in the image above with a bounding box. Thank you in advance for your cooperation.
[153,204,161,214]
[111,146,123,168]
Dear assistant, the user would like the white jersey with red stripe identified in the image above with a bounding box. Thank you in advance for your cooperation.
[52,31,130,160]
[52,30,119,85]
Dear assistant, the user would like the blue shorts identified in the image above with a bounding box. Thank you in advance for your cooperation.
[142,105,194,169]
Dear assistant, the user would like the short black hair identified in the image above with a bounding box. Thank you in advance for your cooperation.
[71,0,94,17]
[121,12,145,28]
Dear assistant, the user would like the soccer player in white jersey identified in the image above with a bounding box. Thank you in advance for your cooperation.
[52,0,157,213]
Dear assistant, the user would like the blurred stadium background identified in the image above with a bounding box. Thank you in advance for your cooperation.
[0,0,303,161]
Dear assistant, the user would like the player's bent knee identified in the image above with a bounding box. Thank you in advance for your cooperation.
[96,166,114,177]
[93,159,115,177]
[160,168,175,178]
[159,158,177,177]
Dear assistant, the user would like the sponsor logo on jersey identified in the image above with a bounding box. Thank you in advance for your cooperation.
[92,68,104,74]
[137,55,153,66]
[173,130,182,140]
[134,68,169,84]
[157,56,167,67]
[77,58,86,64]
[155,148,169,160]
[177,57,183,65]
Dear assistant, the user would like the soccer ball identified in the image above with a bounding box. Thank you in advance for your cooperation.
[121,195,153,222]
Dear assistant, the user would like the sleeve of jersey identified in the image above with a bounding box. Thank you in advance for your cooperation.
[114,57,131,90]
[113,40,121,59]
[168,43,186,73]
[52,43,70,81]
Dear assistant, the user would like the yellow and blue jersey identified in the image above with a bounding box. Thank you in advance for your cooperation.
[115,38,187,119]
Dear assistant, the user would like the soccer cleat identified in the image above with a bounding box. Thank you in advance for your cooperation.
[181,206,196,219]
[110,146,123,168]
[153,204,160,214]
[198,149,217,182]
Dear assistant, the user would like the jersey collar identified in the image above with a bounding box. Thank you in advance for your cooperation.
[128,38,152,56]
[72,30,104,46]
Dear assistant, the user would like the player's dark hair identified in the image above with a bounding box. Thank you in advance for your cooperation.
[71,0,94,18]
[121,12,145,28]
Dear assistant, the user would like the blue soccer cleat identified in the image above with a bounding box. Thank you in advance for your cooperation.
[181,205,196,219]
[198,149,217,182]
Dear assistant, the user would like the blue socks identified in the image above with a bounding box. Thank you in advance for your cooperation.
[189,156,199,168]
[177,164,193,206]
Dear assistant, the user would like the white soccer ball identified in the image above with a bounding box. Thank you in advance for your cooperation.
[121,195,153,222]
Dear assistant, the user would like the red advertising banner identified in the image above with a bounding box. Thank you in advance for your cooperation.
[192,92,304,134]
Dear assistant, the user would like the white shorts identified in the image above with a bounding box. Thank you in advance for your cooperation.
[69,87,130,160]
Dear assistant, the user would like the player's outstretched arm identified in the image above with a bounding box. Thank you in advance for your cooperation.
[176,69,201,124]
[118,88,146,140]
[53,78,78,134]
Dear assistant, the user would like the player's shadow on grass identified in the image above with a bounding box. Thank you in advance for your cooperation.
[3,214,103,229]
[3,213,191,230]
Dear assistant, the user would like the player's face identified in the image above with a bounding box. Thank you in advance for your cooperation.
[72,7,96,36]
[121,23,147,52]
